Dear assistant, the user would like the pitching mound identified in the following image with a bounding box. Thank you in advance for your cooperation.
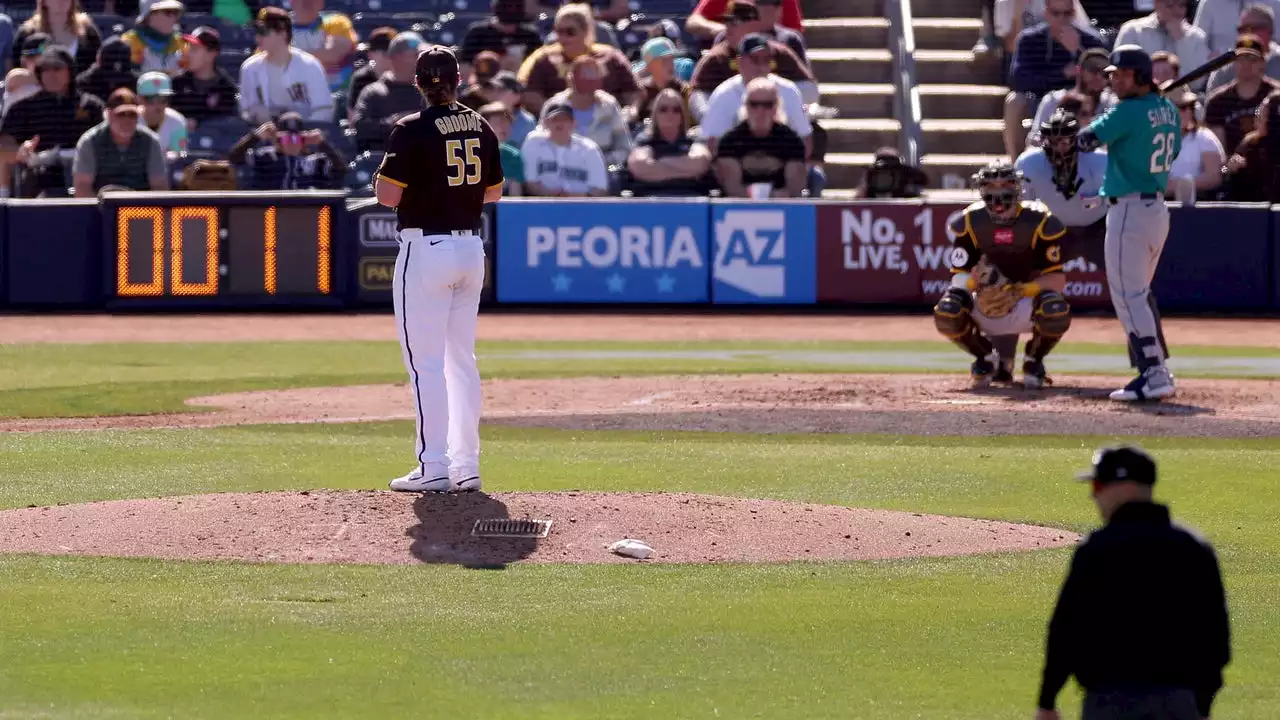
[0,491,1077,566]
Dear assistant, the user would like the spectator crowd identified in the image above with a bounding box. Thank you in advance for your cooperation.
[0,0,830,200]
[996,0,1280,202]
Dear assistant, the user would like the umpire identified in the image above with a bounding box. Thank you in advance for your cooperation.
[1036,446,1231,720]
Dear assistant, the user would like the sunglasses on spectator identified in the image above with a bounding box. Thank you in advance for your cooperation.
[554,25,580,36]
[747,98,776,109]
[112,109,139,118]
[154,9,180,16]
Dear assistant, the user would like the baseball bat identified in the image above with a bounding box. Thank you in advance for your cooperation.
[1158,50,1237,95]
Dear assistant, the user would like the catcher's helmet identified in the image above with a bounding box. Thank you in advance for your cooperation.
[1040,108,1080,162]
[416,45,460,103]
[1105,45,1153,84]
[972,160,1022,222]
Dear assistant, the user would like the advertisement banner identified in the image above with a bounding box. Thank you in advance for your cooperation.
[496,200,710,303]
[815,201,1111,309]
[1154,203,1271,311]
[351,201,495,306]
[710,201,816,304]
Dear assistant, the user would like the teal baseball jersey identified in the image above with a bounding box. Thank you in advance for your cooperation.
[1088,92,1182,197]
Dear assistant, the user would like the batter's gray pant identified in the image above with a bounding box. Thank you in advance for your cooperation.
[1082,688,1199,720]
[1105,195,1170,368]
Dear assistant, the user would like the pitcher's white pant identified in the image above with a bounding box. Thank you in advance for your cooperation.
[1104,195,1169,365]
[392,229,485,479]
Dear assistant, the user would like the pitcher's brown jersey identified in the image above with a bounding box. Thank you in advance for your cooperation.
[375,102,504,234]
[947,200,1066,283]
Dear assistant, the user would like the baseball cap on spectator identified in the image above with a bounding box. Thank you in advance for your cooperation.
[21,33,51,58]
[256,7,293,37]
[491,70,523,94]
[1078,47,1109,71]
[478,101,512,121]
[722,0,760,22]
[276,111,305,133]
[137,71,174,97]
[738,33,770,56]
[137,0,185,24]
[473,51,501,82]
[641,37,676,63]
[359,26,397,54]
[184,26,222,52]
[106,87,142,115]
[542,100,573,121]
[1234,34,1265,59]
[387,31,424,56]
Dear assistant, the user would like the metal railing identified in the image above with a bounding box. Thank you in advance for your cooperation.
[886,0,925,166]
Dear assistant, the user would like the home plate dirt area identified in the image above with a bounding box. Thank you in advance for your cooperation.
[3,313,1275,566]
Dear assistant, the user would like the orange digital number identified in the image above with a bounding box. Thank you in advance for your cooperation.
[170,207,219,296]
[264,206,277,295]
[263,205,331,295]
[117,207,164,297]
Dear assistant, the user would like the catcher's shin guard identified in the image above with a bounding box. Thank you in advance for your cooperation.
[1025,290,1071,360]
[935,288,994,359]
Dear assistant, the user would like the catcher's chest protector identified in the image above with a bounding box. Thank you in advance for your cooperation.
[966,205,1049,283]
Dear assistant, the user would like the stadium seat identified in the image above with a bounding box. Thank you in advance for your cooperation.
[305,121,358,161]
[364,0,444,14]
[428,13,488,47]
[351,13,402,39]
[344,151,385,196]
[91,14,130,37]
[190,115,253,153]
[636,0,696,15]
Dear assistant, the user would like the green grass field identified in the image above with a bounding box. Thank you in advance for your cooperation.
[1,336,1276,718]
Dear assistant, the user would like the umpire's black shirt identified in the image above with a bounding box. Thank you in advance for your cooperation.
[1038,501,1231,716]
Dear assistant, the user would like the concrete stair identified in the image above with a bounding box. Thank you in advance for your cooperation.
[908,0,1009,187]
[808,49,891,84]
[819,84,895,119]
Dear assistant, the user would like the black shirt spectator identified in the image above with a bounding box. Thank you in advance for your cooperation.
[12,2,103,76]
[1,46,105,196]
[351,31,427,152]
[713,77,806,197]
[626,89,712,197]
[75,35,138,110]
[459,0,542,69]
[168,26,237,126]
[1038,446,1231,720]
[346,26,396,123]
[228,111,345,190]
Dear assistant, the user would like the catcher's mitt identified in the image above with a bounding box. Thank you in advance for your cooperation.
[973,258,1019,318]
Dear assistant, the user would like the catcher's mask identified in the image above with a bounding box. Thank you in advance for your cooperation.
[972,161,1023,224]
[1040,108,1080,165]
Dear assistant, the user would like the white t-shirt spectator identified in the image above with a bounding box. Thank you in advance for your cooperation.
[993,0,1091,38]
[1170,126,1226,180]
[1113,15,1211,90]
[699,73,811,141]
[521,130,608,194]
[238,48,334,123]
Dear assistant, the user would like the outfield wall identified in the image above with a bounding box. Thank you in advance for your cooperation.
[0,192,1273,312]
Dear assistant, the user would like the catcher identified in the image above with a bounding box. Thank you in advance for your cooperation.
[934,161,1071,388]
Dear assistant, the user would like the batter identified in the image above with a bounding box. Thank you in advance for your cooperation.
[1078,45,1180,402]
[374,46,506,493]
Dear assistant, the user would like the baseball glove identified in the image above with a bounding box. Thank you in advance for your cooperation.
[973,258,1019,318]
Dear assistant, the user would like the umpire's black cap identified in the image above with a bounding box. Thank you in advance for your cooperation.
[1077,446,1157,486]
[415,45,460,93]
